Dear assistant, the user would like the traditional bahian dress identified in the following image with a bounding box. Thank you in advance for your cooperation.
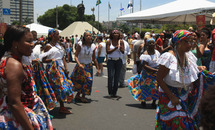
[0,53,53,129]
[127,50,160,101]
[70,41,96,95]
[41,43,74,103]
[32,60,57,110]
[155,51,203,129]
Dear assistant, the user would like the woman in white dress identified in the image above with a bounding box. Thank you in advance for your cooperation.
[70,31,99,103]
[127,38,160,107]
[155,30,206,129]
[41,29,74,114]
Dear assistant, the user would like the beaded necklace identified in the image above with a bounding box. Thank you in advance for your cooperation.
[175,48,189,90]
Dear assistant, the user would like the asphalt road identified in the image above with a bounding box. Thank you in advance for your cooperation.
[50,63,156,130]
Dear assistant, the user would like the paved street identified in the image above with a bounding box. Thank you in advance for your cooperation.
[50,62,156,130]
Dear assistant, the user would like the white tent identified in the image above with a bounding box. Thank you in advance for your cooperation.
[60,21,99,38]
[26,23,61,37]
[117,0,215,24]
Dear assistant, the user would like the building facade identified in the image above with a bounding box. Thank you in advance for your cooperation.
[0,0,34,24]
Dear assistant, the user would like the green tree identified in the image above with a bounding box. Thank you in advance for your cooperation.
[37,4,104,31]
[11,20,19,25]
[119,23,130,34]
[23,17,32,25]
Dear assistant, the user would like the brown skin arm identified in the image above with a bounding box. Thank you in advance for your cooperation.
[97,44,102,58]
[196,43,206,58]
[106,40,118,54]
[92,48,100,75]
[156,65,180,106]
[137,44,144,59]
[42,45,53,63]
[63,56,68,70]
[75,44,84,69]
[119,40,125,54]
[142,61,158,72]
[6,58,34,130]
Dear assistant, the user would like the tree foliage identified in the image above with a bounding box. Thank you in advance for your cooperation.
[37,4,102,31]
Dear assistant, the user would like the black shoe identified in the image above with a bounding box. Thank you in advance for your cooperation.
[119,85,125,88]
[141,101,146,107]
[151,100,157,108]
[111,94,118,98]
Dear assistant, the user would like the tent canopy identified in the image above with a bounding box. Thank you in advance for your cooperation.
[60,21,99,38]
[26,23,61,37]
[117,0,215,24]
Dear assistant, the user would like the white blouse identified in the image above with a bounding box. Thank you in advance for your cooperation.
[78,41,96,64]
[140,50,160,68]
[157,51,199,88]
[107,40,122,59]
[39,43,65,68]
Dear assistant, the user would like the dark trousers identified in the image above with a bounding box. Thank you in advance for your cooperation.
[107,59,122,96]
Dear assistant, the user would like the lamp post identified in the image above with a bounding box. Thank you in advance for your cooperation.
[19,0,22,25]
[91,7,95,35]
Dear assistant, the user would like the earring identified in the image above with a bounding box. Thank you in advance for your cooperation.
[15,46,17,48]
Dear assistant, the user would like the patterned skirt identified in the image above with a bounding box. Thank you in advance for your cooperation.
[32,61,57,111]
[46,61,74,103]
[0,95,53,130]
[155,73,213,129]
[70,63,93,95]
[127,69,158,101]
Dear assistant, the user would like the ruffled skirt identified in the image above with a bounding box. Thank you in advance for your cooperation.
[46,61,74,103]
[155,73,211,129]
[70,63,93,95]
[32,61,57,110]
[127,69,158,101]
[0,96,53,130]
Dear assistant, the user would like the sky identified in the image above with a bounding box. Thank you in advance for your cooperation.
[34,0,215,23]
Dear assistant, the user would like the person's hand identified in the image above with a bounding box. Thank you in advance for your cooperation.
[170,95,180,106]
[127,58,130,64]
[96,69,100,76]
[115,45,119,49]
[79,64,84,69]
[198,66,207,71]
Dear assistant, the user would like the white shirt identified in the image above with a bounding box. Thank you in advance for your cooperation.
[107,40,122,59]
[40,43,65,68]
[75,37,79,44]
[96,42,106,57]
[121,40,130,64]
[31,44,42,60]
[131,39,138,45]
[78,41,96,64]
[157,51,199,88]
[140,50,160,68]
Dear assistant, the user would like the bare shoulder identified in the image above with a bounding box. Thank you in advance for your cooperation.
[106,40,111,45]
[143,51,148,55]
[44,44,52,52]
[5,58,24,79]
[168,50,175,56]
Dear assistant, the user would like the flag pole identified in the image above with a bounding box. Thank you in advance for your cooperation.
[132,0,134,13]
[108,2,110,31]
[98,4,100,32]
[140,0,142,11]
[120,3,122,16]
[56,5,58,29]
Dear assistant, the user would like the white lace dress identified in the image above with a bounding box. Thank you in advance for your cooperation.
[155,51,203,129]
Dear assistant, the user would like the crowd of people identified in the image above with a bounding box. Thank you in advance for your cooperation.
[0,24,215,129]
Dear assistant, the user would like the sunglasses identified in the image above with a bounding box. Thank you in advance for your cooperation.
[112,30,119,33]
